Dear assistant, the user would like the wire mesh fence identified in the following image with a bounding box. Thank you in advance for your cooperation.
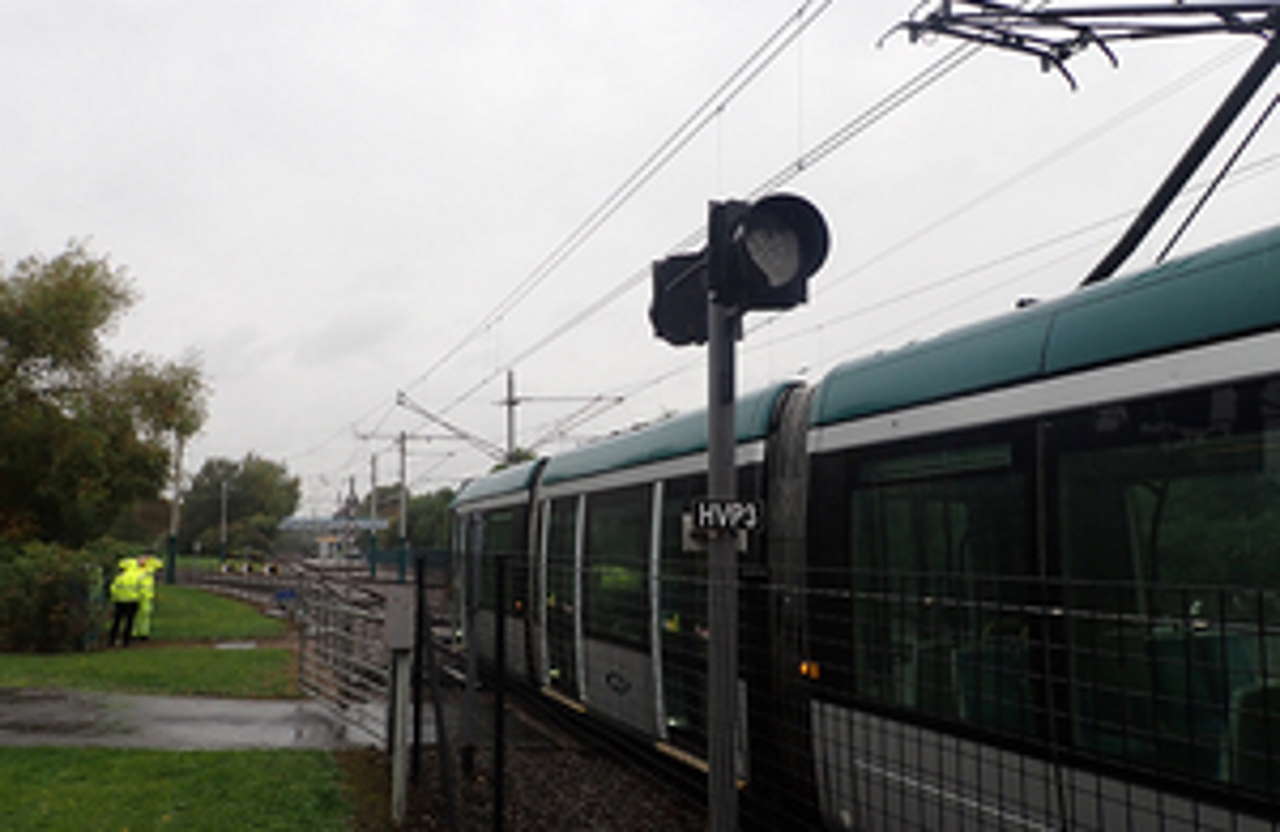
[297,561,391,746]
[448,535,1280,831]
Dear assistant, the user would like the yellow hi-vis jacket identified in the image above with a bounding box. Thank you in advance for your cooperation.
[109,566,145,603]
[138,568,156,601]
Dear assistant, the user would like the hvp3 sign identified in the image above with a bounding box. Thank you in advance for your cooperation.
[691,498,764,532]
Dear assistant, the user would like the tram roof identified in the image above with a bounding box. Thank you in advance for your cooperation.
[451,459,541,508]
[539,380,798,487]
[811,222,1280,427]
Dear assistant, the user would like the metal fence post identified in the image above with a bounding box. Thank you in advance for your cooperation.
[462,529,479,778]
[413,556,424,784]
[419,554,461,829]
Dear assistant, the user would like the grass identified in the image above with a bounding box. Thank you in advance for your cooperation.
[0,586,356,830]
[0,586,296,697]
[176,554,222,572]
[2,747,351,832]
[0,645,298,697]
[153,585,287,642]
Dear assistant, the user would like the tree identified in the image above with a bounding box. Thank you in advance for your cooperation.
[490,447,535,472]
[0,243,207,546]
[406,487,455,550]
[370,486,455,551]
[179,454,301,556]
[105,497,171,545]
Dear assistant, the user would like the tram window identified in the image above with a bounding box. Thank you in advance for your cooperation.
[544,498,577,691]
[660,474,709,746]
[848,441,1035,736]
[479,508,525,615]
[545,499,576,616]
[583,485,651,648]
[1059,379,1280,793]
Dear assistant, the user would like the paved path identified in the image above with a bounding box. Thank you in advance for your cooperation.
[0,687,363,750]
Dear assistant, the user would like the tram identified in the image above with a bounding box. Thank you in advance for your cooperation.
[453,222,1280,830]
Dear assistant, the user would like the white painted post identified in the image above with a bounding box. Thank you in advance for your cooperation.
[390,648,411,824]
[385,590,415,826]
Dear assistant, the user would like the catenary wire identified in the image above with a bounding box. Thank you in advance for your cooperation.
[524,150,1280,451]
[433,38,989,421]
[297,1,833,492]
[506,37,1257,434]
[319,21,1255,488]
[398,0,833,397]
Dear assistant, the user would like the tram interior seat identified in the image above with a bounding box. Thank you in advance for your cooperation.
[1228,683,1280,791]
[954,636,1032,735]
[1073,627,1159,762]
[1074,624,1264,783]
[1149,629,1255,778]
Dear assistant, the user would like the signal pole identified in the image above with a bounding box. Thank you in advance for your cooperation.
[706,202,741,832]
[650,193,827,832]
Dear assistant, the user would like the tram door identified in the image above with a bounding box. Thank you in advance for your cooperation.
[659,474,709,755]
[543,497,578,696]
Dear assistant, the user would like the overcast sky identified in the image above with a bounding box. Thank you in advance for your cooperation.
[4,1,1277,516]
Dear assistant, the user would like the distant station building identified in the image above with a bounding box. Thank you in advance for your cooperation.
[278,516,389,559]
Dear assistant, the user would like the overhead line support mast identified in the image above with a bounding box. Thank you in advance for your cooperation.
[494,368,626,455]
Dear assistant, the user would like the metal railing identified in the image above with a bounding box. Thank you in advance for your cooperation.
[297,561,390,745]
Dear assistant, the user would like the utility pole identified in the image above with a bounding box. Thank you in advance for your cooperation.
[506,370,516,459]
[220,479,228,562]
[166,433,184,585]
[493,372,625,457]
[355,426,458,581]
[398,431,408,548]
[395,391,507,463]
[370,453,379,557]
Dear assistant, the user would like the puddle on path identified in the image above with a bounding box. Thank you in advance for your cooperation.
[0,688,363,750]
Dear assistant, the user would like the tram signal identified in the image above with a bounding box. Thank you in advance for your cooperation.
[647,191,827,830]
[710,194,829,310]
[649,252,708,346]
[650,194,829,346]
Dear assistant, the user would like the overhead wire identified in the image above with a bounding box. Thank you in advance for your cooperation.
[785,40,1251,303]
[748,151,1280,355]
[317,14,1261,488]
[1156,91,1280,263]
[431,30,1002,456]
[508,39,1260,447]
[434,38,987,423]
[523,148,1280,452]
[399,0,833,397]
[298,0,834,495]
[476,19,1251,407]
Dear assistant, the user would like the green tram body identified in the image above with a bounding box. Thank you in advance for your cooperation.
[452,224,1280,830]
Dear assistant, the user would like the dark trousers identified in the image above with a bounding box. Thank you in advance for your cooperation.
[109,601,139,647]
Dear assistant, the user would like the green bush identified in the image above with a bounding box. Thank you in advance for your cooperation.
[0,539,137,652]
